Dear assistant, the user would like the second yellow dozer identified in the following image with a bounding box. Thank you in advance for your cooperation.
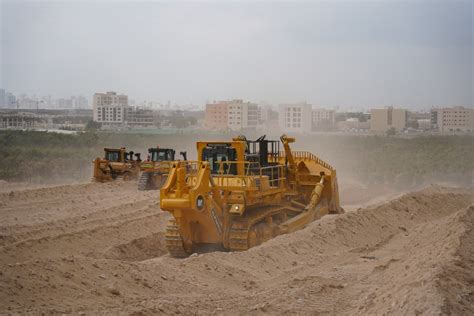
[138,147,187,191]
[92,147,141,182]
[160,135,343,257]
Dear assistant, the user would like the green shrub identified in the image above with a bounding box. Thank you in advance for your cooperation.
[0,130,472,186]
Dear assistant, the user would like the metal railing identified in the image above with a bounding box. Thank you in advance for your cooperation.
[259,164,286,188]
[172,161,202,175]
[171,160,286,190]
[213,161,285,190]
[210,161,287,190]
[212,160,259,176]
[274,151,334,170]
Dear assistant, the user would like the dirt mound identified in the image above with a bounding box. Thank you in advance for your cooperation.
[437,206,474,314]
[0,184,471,314]
[104,232,167,261]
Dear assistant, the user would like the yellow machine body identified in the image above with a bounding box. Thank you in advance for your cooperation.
[160,135,343,257]
[138,148,186,191]
[92,147,141,182]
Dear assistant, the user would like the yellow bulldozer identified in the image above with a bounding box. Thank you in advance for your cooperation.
[160,135,343,257]
[92,147,141,182]
[138,147,187,191]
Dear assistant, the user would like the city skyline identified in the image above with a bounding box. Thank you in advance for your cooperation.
[1,86,470,113]
[2,1,472,110]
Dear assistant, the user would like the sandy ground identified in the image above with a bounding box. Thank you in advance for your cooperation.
[0,181,472,315]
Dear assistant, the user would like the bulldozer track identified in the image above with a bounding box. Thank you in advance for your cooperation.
[165,219,189,258]
[138,172,151,190]
[228,205,301,251]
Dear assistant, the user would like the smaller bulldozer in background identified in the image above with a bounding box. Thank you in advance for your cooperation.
[92,147,141,182]
[138,147,187,190]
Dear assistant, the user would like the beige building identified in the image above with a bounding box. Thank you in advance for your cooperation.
[278,102,312,133]
[125,107,156,127]
[431,107,474,132]
[204,101,228,130]
[417,119,432,130]
[370,107,407,132]
[337,118,370,132]
[93,91,128,125]
[258,105,272,123]
[204,99,259,131]
[312,108,335,125]
[312,108,336,131]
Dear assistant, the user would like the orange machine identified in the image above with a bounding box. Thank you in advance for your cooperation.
[159,135,343,257]
[138,147,187,190]
[92,147,141,182]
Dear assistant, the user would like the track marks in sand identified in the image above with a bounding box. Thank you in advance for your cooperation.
[0,184,471,315]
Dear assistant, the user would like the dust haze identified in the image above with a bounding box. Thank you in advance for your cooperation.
[2,1,472,108]
[1,1,473,315]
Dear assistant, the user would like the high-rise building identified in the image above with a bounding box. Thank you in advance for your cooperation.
[278,102,312,133]
[204,101,228,130]
[312,108,336,131]
[93,91,128,125]
[258,105,272,123]
[370,107,407,132]
[227,99,258,131]
[312,108,335,125]
[203,99,259,131]
[242,102,259,129]
[431,107,474,132]
[227,100,244,131]
[125,107,156,127]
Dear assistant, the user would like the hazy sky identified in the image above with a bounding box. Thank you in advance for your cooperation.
[1,0,472,109]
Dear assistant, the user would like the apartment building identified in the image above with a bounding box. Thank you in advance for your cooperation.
[337,118,370,132]
[431,107,474,132]
[278,102,312,133]
[312,108,336,131]
[243,102,259,128]
[227,100,244,130]
[92,91,128,125]
[312,108,335,125]
[204,99,259,131]
[370,107,407,132]
[204,101,228,130]
[125,107,156,127]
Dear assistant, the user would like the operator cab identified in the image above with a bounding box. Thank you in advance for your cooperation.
[202,143,237,175]
[105,149,122,162]
[149,148,175,162]
[243,135,281,167]
[200,136,281,176]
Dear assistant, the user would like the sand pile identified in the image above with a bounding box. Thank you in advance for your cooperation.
[0,182,471,314]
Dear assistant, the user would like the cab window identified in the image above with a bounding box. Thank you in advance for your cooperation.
[152,151,167,162]
[202,147,236,175]
[105,151,120,162]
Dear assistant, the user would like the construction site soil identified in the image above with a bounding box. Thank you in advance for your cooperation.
[0,180,472,315]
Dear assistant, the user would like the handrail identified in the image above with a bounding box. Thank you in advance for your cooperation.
[215,160,263,176]
[259,164,285,188]
[273,151,334,170]
[171,160,286,190]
